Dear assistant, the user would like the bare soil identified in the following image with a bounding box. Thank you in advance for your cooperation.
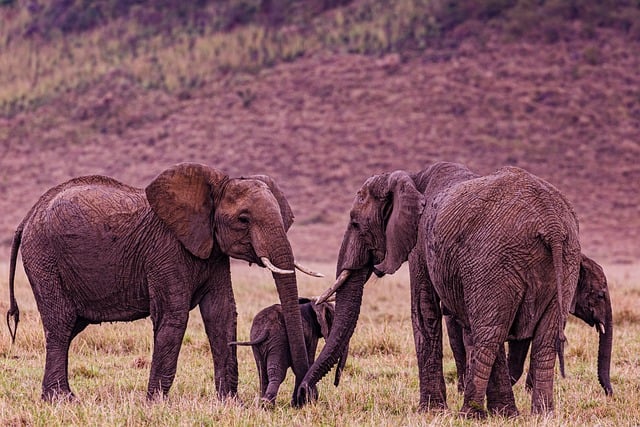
[1,29,639,266]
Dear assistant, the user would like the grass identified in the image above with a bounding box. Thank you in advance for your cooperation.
[0,260,639,426]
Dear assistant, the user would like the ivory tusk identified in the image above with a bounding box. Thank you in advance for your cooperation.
[260,257,294,275]
[294,261,325,278]
[598,323,606,334]
[316,270,351,304]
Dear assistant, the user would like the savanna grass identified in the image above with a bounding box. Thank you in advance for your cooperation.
[0,260,639,426]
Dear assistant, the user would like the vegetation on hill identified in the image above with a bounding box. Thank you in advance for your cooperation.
[1,0,639,116]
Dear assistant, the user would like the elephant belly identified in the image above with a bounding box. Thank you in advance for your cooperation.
[47,186,152,322]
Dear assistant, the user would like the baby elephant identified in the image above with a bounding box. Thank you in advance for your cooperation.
[230,298,347,406]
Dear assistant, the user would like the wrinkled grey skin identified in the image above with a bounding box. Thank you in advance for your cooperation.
[298,162,581,417]
[6,163,310,403]
[229,298,347,406]
[446,253,612,397]
[507,254,613,395]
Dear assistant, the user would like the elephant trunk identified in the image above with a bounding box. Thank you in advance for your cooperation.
[267,232,309,404]
[298,268,369,402]
[597,290,614,396]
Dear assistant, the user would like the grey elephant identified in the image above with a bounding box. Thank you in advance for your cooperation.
[298,162,581,417]
[6,162,322,403]
[229,297,347,406]
[446,253,613,396]
[506,253,613,395]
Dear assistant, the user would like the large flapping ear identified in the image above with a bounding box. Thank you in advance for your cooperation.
[374,170,425,275]
[146,163,228,259]
[312,301,333,339]
[245,175,294,231]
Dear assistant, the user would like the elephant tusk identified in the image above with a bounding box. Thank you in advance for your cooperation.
[260,257,294,275]
[598,322,606,334]
[316,270,351,304]
[294,261,325,278]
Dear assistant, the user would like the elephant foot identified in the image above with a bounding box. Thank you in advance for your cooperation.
[258,396,276,409]
[459,401,487,419]
[418,398,448,412]
[488,403,519,418]
[41,388,76,403]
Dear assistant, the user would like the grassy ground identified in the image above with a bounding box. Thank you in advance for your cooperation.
[0,260,638,426]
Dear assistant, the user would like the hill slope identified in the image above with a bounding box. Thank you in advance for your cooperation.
[1,28,639,265]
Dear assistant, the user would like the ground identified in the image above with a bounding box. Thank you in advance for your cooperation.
[1,28,639,266]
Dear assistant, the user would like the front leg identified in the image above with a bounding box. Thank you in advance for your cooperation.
[409,254,447,411]
[199,256,239,399]
[147,312,189,399]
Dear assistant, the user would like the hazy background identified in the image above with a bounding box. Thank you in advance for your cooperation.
[1,0,639,267]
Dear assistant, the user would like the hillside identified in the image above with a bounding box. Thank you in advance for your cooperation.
[1,2,639,267]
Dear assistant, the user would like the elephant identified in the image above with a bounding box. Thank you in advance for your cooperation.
[298,162,581,417]
[446,253,613,396]
[5,162,322,403]
[506,253,613,395]
[229,297,347,406]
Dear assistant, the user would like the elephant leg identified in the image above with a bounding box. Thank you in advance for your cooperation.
[262,356,287,406]
[147,311,189,399]
[529,306,558,414]
[409,258,447,411]
[29,272,83,401]
[486,344,518,417]
[199,258,239,399]
[254,348,269,399]
[445,315,467,394]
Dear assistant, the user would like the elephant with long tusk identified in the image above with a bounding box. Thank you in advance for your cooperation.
[299,162,582,417]
[5,163,319,404]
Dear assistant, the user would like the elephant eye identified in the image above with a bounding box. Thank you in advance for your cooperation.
[238,214,250,225]
[350,220,360,230]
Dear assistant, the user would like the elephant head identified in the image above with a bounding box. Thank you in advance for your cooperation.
[145,163,313,400]
[298,171,425,400]
[571,254,613,395]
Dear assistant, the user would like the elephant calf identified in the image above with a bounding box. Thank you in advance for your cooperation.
[230,298,347,406]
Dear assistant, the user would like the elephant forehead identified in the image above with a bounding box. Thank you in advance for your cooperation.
[220,179,276,210]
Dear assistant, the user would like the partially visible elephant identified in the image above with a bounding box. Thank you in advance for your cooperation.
[298,162,581,417]
[505,253,613,395]
[6,163,321,403]
[229,297,347,406]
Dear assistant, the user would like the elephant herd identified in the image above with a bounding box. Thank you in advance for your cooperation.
[5,161,613,417]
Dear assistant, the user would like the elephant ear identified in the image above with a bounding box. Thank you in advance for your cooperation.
[313,301,333,339]
[374,170,425,275]
[245,174,294,231]
[146,163,228,259]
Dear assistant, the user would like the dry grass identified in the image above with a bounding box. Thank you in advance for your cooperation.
[0,260,638,426]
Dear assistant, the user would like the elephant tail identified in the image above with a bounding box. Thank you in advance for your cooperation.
[550,237,566,378]
[7,224,23,344]
[228,332,268,347]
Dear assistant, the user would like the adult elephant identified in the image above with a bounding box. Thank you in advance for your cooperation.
[6,162,320,403]
[446,253,613,396]
[299,162,581,417]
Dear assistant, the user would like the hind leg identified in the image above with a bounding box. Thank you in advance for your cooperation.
[25,262,86,401]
